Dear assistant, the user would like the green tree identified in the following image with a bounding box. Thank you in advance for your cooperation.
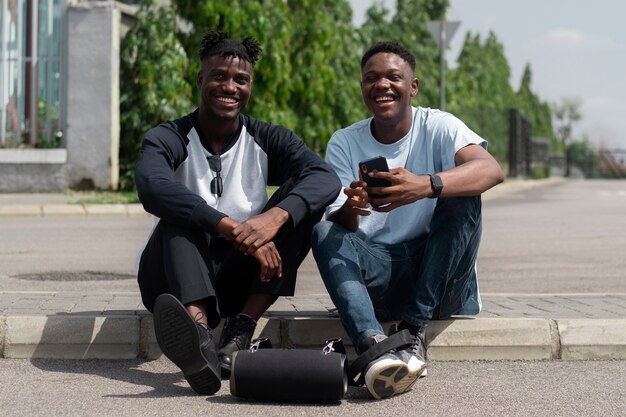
[569,138,600,178]
[515,64,554,142]
[119,0,193,190]
[447,31,515,162]
[448,31,515,110]
[286,0,365,153]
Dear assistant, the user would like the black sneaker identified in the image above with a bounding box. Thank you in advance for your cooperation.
[217,314,256,377]
[362,334,416,400]
[390,322,427,378]
[153,294,221,395]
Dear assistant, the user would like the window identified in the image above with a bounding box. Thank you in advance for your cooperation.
[1,0,65,148]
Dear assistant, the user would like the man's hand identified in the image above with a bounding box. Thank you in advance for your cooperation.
[231,207,290,255]
[251,241,282,282]
[366,168,431,212]
[343,179,373,217]
[216,211,285,282]
[326,179,372,232]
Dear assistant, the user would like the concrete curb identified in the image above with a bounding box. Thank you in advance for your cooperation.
[1,312,624,361]
[0,203,149,217]
[482,177,566,201]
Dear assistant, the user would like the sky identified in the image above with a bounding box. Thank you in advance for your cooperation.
[347,0,626,149]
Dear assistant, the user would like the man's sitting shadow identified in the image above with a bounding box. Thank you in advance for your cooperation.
[29,310,200,399]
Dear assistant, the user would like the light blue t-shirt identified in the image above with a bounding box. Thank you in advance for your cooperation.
[325,106,487,245]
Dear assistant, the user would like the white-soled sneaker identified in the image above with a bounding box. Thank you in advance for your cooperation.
[363,351,416,400]
[390,323,428,378]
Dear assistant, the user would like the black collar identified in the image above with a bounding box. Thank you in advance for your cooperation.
[190,109,244,155]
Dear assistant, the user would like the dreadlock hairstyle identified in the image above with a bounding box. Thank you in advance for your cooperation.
[198,30,262,65]
[360,41,416,72]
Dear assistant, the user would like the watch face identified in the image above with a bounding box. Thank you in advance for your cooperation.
[432,174,443,189]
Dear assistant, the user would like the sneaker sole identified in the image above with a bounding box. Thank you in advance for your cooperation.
[365,357,419,400]
[153,294,221,395]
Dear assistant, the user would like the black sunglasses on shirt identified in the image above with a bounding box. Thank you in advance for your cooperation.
[207,155,223,197]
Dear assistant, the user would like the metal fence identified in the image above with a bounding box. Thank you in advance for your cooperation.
[598,148,626,178]
[508,109,532,178]
[452,107,536,178]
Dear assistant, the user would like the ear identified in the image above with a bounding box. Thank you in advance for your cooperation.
[410,78,419,97]
[196,69,204,89]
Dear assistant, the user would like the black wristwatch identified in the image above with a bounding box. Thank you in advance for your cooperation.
[428,174,443,199]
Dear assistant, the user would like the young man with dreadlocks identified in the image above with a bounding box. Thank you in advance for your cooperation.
[311,41,503,400]
[135,31,340,395]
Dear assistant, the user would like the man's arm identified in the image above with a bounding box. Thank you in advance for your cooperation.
[135,123,227,233]
[438,144,504,197]
[367,144,503,212]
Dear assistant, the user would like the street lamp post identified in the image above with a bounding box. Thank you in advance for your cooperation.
[427,19,460,112]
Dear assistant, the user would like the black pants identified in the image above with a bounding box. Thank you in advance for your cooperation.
[137,182,322,329]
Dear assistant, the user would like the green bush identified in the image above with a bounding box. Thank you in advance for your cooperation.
[118,0,193,191]
[530,163,551,179]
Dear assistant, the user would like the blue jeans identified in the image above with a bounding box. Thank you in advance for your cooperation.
[311,196,482,348]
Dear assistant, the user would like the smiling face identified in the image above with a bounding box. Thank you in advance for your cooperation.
[197,54,253,123]
[361,52,418,139]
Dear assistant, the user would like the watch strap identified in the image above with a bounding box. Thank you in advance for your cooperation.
[428,174,443,199]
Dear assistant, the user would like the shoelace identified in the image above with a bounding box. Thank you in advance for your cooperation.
[193,311,212,333]
[406,331,425,357]
[224,317,256,348]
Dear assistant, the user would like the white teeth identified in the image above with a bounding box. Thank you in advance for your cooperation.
[217,97,236,103]
[375,96,394,102]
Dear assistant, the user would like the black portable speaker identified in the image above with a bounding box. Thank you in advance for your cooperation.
[230,341,348,403]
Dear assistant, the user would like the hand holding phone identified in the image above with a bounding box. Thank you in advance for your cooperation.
[359,156,391,199]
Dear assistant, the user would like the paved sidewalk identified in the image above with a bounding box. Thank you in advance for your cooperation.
[2,291,626,319]
[1,177,625,362]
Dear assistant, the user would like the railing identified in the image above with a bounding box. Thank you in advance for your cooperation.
[508,109,532,178]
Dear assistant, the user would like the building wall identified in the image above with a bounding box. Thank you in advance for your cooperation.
[0,0,120,192]
[65,0,120,190]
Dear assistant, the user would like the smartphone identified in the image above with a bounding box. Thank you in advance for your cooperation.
[359,156,391,199]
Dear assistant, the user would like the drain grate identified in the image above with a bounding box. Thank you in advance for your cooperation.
[12,271,135,281]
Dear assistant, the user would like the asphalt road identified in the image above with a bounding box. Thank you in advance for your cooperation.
[1,179,625,294]
[1,358,625,416]
[478,179,626,293]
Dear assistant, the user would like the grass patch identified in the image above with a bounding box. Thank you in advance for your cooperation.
[71,187,278,204]
[73,191,140,205]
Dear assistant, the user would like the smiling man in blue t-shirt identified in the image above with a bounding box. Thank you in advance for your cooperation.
[311,40,504,400]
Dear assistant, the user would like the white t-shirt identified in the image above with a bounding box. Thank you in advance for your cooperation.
[325,106,487,245]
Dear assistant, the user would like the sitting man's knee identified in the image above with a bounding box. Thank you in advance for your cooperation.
[311,220,334,246]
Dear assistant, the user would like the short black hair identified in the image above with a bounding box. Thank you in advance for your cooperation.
[361,41,416,71]
[198,30,262,65]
